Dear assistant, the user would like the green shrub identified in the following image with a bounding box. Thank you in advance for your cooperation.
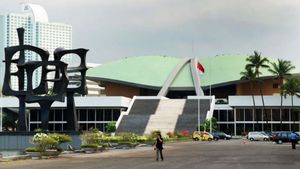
[48,133,72,144]
[25,147,43,152]
[106,121,116,133]
[81,144,99,149]
[99,136,122,143]
[116,132,138,142]
[101,143,110,148]
[136,135,150,143]
[34,128,44,134]
[80,131,102,145]
[39,137,59,150]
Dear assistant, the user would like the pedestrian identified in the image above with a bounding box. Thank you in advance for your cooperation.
[154,133,164,161]
[291,131,297,150]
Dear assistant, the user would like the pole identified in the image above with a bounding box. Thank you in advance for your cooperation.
[210,117,212,133]
[0,66,2,132]
[198,97,200,132]
[0,95,2,132]
[210,99,212,133]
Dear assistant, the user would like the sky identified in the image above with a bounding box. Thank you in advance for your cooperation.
[1,0,300,65]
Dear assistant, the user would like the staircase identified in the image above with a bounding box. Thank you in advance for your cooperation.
[175,99,211,132]
[117,99,160,134]
[144,99,186,135]
[116,97,213,136]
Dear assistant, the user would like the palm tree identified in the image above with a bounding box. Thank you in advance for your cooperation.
[268,59,295,130]
[246,51,269,130]
[282,78,300,131]
[240,67,257,130]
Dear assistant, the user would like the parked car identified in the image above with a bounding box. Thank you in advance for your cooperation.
[247,131,270,141]
[211,131,232,140]
[272,131,300,144]
[192,131,214,141]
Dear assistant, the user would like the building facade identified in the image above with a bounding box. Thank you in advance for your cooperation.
[0,3,72,89]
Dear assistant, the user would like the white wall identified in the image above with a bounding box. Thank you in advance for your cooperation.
[229,96,300,107]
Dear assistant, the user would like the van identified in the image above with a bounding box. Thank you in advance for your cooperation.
[247,132,270,141]
[272,131,300,144]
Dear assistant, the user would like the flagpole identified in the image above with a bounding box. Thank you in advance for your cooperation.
[0,66,2,132]
[198,97,200,132]
[192,40,201,132]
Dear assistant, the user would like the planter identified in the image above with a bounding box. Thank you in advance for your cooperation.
[26,152,42,160]
[82,148,97,154]
[42,150,61,157]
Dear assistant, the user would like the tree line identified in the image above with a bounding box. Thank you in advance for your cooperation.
[240,51,300,131]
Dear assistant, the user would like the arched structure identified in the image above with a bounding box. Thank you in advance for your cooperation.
[158,58,204,96]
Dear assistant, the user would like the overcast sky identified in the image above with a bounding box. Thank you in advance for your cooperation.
[1,0,300,65]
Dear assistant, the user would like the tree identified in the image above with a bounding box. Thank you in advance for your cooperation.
[268,59,295,130]
[241,66,257,129]
[246,51,269,130]
[197,117,218,132]
[2,111,17,131]
[105,121,116,133]
[282,78,300,131]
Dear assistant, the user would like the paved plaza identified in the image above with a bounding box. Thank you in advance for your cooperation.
[1,140,300,169]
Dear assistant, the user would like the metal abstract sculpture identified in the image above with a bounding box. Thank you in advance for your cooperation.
[2,28,88,131]
[54,48,88,131]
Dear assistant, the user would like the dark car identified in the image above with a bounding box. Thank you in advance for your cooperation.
[272,131,300,144]
[211,132,232,140]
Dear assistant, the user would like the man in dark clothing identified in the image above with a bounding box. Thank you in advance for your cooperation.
[154,133,164,161]
[291,131,297,149]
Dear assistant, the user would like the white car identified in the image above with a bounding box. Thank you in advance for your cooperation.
[247,132,269,141]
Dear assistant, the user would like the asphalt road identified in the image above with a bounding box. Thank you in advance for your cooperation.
[1,140,300,169]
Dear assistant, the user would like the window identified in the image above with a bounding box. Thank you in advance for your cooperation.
[104,109,112,121]
[254,109,262,121]
[282,109,290,121]
[79,109,87,121]
[55,109,63,121]
[245,109,253,121]
[49,110,55,121]
[273,83,279,89]
[219,110,227,122]
[113,109,120,121]
[272,109,280,121]
[96,109,103,121]
[30,109,38,121]
[245,124,254,132]
[88,109,95,121]
[264,109,271,121]
[236,109,244,121]
[228,110,234,121]
[213,110,219,121]
[236,123,245,135]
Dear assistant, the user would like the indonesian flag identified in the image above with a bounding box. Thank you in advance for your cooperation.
[197,63,205,74]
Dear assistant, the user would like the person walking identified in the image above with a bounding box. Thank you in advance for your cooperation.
[290,131,297,150]
[154,133,164,161]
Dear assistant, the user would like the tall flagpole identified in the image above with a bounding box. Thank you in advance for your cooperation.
[0,66,2,132]
[192,40,201,132]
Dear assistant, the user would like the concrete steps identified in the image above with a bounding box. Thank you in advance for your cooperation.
[117,98,212,136]
[143,99,186,135]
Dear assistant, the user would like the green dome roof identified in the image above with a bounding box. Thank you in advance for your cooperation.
[87,55,299,89]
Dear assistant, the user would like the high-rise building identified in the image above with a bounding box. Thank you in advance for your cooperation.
[0,3,72,90]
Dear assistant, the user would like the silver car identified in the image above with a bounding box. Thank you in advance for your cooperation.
[247,132,269,141]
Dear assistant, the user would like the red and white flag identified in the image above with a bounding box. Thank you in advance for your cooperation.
[197,63,205,74]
